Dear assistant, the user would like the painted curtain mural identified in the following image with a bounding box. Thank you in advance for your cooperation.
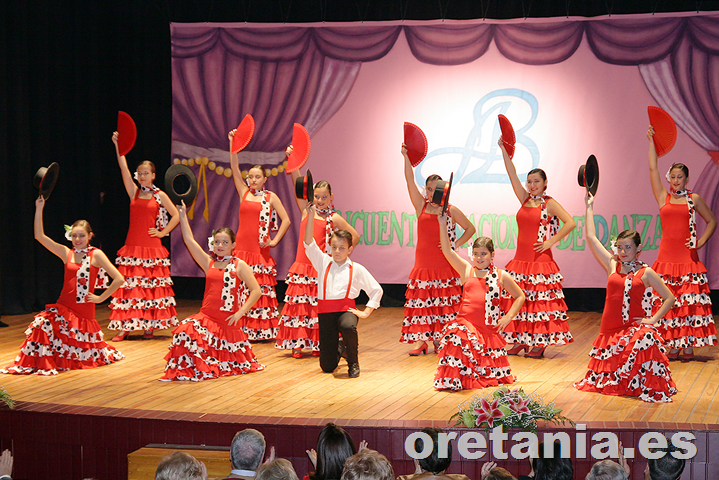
[170,13,719,288]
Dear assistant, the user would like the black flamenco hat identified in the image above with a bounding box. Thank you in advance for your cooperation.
[33,162,60,199]
[165,163,198,205]
[295,169,314,201]
[578,155,599,196]
[431,172,454,215]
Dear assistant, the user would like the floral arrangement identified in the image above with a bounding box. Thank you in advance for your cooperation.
[0,386,14,409]
[451,387,573,433]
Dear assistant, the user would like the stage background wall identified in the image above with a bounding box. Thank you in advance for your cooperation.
[169,15,719,288]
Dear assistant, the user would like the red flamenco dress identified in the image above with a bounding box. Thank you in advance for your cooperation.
[275,215,326,353]
[434,269,515,391]
[2,250,124,375]
[233,190,280,340]
[400,204,463,343]
[109,190,177,331]
[574,265,676,403]
[650,194,716,349]
[161,260,264,381]
[501,200,573,347]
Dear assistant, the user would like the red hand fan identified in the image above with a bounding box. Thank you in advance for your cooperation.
[498,114,516,160]
[648,106,677,157]
[403,122,428,167]
[287,123,311,173]
[231,114,255,154]
[117,111,137,157]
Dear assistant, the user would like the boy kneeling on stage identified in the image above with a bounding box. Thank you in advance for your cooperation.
[303,204,383,378]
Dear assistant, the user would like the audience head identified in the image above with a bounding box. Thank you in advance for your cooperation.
[586,460,628,480]
[485,467,517,480]
[416,427,452,474]
[231,428,267,472]
[340,449,394,480]
[647,446,686,480]
[311,423,357,480]
[532,441,573,480]
[155,451,207,480]
[255,458,299,480]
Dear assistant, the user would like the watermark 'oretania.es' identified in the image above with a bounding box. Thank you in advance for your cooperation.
[404,424,695,461]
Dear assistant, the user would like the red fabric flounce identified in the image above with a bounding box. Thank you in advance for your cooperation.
[434,319,515,391]
[276,261,320,351]
[161,314,264,381]
[401,267,462,343]
[2,304,124,375]
[574,324,676,403]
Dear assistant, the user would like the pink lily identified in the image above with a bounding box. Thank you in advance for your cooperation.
[474,397,504,428]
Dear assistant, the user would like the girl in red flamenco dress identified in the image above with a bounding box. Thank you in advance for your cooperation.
[160,202,264,381]
[575,192,677,403]
[434,215,525,391]
[108,132,179,341]
[2,196,125,375]
[276,156,359,358]
[399,143,476,356]
[228,129,291,341]
[498,137,575,358]
[646,126,717,361]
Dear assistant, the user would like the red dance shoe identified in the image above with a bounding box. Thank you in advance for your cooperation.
[111,331,130,342]
[408,341,428,356]
[667,349,680,361]
[680,349,695,362]
[292,349,303,359]
[143,330,154,339]
[506,344,528,355]
[527,346,546,358]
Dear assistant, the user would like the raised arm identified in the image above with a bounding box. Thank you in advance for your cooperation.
[304,203,316,245]
[229,129,249,200]
[647,126,668,207]
[640,268,675,325]
[538,198,576,252]
[693,193,717,249]
[584,193,613,274]
[402,144,427,214]
[149,192,180,238]
[498,136,529,204]
[332,213,360,247]
[448,205,476,248]
[34,196,69,261]
[496,271,525,333]
[178,202,212,273]
[438,214,471,282]
[112,131,138,199]
[267,193,291,247]
[227,260,262,326]
[285,146,307,213]
[86,250,125,303]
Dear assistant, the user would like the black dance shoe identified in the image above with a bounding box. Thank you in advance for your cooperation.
[348,363,360,378]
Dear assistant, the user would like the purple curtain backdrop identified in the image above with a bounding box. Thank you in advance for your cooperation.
[171,14,719,283]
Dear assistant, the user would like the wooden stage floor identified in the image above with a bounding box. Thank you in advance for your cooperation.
[1,302,718,427]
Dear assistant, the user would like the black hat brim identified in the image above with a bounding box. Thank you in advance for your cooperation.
[431,172,453,215]
[578,155,599,196]
[34,162,60,199]
[165,164,198,205]
[295,169,314,201]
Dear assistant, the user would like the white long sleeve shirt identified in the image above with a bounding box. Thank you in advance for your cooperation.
[304,240,383,309]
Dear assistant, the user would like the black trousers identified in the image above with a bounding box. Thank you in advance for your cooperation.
[318,311,359,372]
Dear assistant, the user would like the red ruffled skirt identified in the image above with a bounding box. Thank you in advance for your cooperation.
[501,259,573,347]
[434,318,515,391]
[275,262,320,352]
[161,314,264,381]
[2,304,124,375]
[401,266,463,343]
[234,250,279,341]
[109,245,178,331]
[574,324,676,403]
[650,260,716,349]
